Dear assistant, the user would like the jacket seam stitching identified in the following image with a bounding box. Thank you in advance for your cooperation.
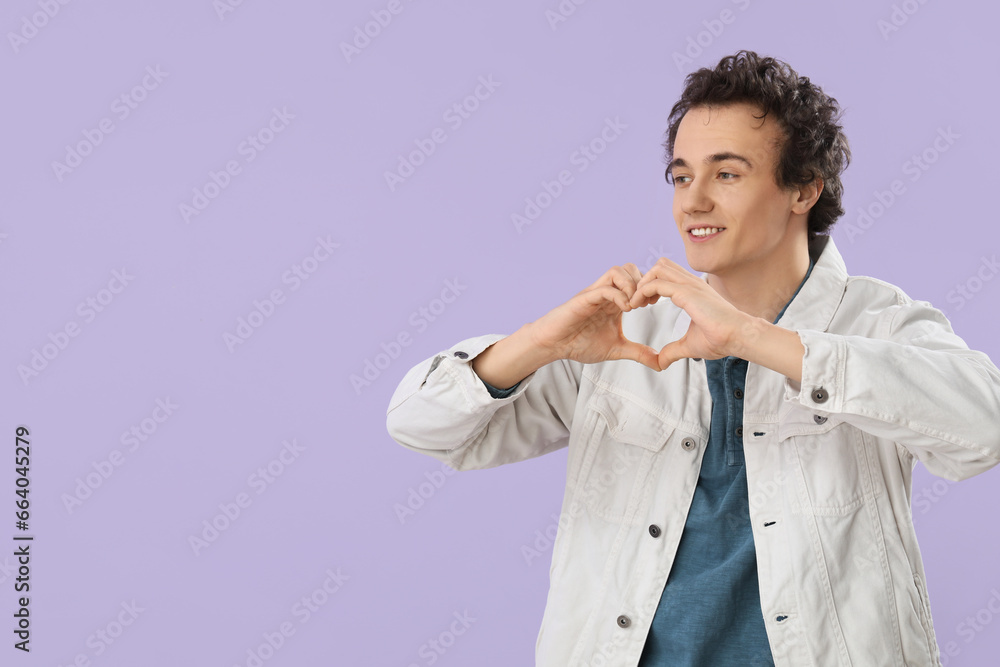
[585,372,706,439]
[858,429,906,666]
[438,362,483,469]
[850,406,997,460]
[792,450,853,663]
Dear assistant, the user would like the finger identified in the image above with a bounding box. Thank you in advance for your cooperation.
[629,279,681,308]
[642,261,698,287]
[623,262,643,288]
[653,256,698,279]
[581,284,634,313]
[607,263,641,301]
[633,264,693,301]
[656,338,691,371]
[614,340,663,372]
[585,263,641,300]
[633,263,660,289]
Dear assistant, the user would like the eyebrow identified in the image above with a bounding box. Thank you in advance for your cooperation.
[667,151,755,175]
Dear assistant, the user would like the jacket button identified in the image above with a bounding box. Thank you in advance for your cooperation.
[734,388,743,399]
[736,426,743,438]
[617,615,631,628]
[813,414,828,424]
[681,437,696,451]
[648,524,661,538]
[811,387,828,403]
[453,351,469,359]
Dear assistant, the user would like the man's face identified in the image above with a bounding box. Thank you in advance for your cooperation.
[668,102,808,277]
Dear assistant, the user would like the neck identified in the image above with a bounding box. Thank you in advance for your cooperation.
[706,238,812,322]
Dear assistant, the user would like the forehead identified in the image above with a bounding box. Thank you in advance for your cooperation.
[674,102,782,165]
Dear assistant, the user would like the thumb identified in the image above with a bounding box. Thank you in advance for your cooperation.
[656,337,691,371]
[615,341,663,372]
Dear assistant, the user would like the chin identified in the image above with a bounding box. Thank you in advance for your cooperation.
[683,248,713,274]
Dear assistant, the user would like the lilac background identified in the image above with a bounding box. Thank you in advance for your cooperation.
[2,0,999,665]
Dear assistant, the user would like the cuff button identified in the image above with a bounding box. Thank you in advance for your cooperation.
[453,351,469,359]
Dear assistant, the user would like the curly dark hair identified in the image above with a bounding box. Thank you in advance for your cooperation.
[663,50,851,238]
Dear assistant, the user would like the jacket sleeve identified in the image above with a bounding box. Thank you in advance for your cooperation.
[385,333,584,471]
[786,298,1000,482]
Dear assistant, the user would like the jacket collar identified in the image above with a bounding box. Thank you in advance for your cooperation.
[775,234,848,333]
[669,234,848,340]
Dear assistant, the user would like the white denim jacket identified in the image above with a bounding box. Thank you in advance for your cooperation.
[386,236,1000,667]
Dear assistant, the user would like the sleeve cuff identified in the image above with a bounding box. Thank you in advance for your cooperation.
[783,329,845,413]
[417,333,536,405]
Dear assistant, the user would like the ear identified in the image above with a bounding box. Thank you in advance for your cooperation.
[791,176,824,215]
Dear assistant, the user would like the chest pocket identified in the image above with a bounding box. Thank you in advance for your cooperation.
[572,389,676,526]
[777,403,867,513]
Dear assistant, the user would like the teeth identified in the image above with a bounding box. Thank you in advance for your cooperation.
[690,227,723,237]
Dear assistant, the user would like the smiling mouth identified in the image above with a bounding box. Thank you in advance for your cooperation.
[688,227,725,240]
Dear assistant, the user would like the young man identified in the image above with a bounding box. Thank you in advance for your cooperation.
[385,50,1000,666]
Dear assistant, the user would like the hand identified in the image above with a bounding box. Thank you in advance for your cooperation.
[628,257,750,369]
[528,263,663,371]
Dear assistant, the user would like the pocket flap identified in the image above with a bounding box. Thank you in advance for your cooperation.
[777,401,844,441]
[587,390,676,452]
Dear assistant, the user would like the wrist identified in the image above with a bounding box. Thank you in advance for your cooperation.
[521,320,563,367]
[735,317,805,383]
[472,323,557,389]
[729,312,767,359]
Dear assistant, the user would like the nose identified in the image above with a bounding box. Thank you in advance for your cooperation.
[679,176,713,216]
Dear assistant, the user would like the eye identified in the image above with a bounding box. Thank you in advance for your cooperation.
[668,173,733,185]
